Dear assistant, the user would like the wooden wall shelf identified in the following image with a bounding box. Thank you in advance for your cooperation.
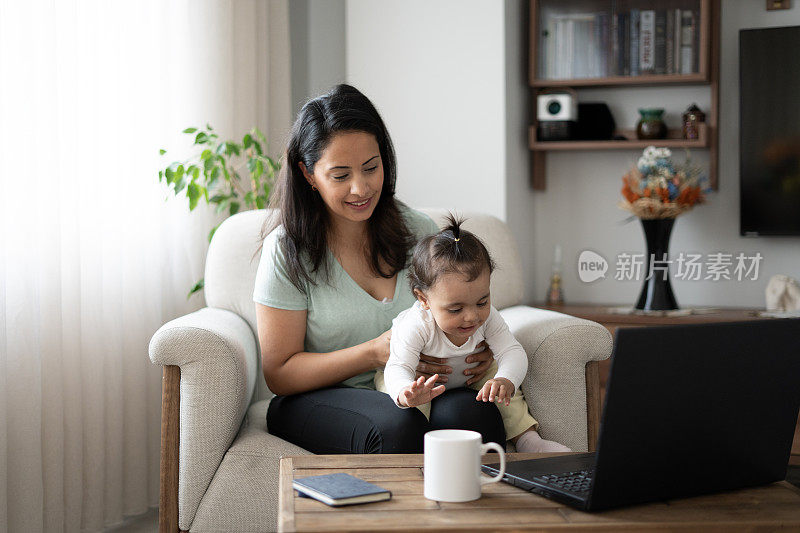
[529,0,720,192]
[532,73,709,88]
[530,125,709,152]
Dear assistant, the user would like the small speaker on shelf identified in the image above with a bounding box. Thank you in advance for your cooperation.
[536,88,577,141]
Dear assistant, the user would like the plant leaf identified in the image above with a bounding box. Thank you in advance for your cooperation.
[206,123,213,131]
[187,278,205,299]
[159,148,167,155]
[253,127,267,144]
[165,167,175,184]
[183,127,198,134]
[224,142,241,157]
[200,149,212,160]
[187,182,200,210]
[173,176,187,194]
[242,133,253,149]
[256,196,265,209]
[229,201,240,216]
[264,156,279,171]
[208,224,220,242]
[194,132,208,145]
[215,198,231,214]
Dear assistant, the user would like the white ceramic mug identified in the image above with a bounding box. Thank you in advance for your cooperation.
[423,429,506,502]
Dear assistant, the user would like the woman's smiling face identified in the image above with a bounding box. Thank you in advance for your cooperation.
[300,130,384,227]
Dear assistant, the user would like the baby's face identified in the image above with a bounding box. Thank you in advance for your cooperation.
[419,268,491,346]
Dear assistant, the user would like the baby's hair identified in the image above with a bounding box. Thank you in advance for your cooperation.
[408,213,496,294]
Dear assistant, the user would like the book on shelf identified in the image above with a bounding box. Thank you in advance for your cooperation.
[680,10,696,74]
[542,12,606,79]
[654,10,667,74]
[538,7,701,80]
[621,11,630,76]
[630,9,640,76]
[666,10,675,74]
[639,10,655,73]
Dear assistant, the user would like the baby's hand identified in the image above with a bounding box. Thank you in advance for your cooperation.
[475,378,514,406]
[399,375,446,408]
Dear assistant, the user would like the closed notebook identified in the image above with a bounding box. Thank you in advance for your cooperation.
[292,473,392,506]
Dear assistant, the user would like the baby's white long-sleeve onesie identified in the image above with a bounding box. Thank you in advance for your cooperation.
[383,301,528,407]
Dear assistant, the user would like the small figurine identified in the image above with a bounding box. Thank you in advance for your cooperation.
[682,103,705,140]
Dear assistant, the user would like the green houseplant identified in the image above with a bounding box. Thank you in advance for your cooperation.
[159,124,280,297]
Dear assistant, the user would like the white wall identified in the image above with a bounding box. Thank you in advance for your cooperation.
[289,0,346,115]
[531,3,800,308]
[504,0,538,303]
[346,0,507,218]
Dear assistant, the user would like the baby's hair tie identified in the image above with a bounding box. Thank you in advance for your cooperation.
[454,237,460,242]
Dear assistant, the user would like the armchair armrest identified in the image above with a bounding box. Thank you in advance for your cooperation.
[499,305,612,452]
[149,307,258,532]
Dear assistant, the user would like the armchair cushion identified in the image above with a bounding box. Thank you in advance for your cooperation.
[191,400,311,532]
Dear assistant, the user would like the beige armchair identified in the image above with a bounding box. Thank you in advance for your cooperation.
[149,208,612,532]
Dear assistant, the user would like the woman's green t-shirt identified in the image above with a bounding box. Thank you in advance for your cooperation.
[253,204,439,389]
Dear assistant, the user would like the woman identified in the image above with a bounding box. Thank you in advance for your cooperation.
[253,84,501,454]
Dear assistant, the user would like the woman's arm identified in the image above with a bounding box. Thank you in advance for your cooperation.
[256,303,389,395]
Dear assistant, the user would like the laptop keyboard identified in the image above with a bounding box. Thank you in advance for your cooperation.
[533,468,595,495]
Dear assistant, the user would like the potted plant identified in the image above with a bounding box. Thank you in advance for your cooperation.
[159,124,280,297]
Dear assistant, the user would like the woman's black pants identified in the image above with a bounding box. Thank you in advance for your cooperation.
[267,386,506,454]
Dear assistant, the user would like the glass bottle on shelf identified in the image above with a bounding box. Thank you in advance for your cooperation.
[545,244,565,306]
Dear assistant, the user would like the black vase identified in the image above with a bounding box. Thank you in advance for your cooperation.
[636,218,679,311]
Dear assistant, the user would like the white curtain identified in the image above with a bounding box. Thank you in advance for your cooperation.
[0,1,291,531]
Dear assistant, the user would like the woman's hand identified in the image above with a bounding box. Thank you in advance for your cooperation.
[415,354,452,384]
[464,341,494,386]
[371,329,392,369]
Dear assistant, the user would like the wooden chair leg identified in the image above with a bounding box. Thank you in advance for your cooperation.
[160,365,180,533]
[585,360,601,452]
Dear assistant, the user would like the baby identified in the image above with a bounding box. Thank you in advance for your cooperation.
[375,214,570,453]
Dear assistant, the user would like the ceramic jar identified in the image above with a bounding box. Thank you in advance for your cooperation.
[636,108,667,140]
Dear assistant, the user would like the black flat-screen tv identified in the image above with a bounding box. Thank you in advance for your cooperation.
[739,26,800,236]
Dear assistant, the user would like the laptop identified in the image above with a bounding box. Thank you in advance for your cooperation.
[482,318,800,511]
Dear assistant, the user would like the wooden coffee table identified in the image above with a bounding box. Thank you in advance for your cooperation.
[278,453,800,532]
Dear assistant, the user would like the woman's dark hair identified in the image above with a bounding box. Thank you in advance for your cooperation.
[408,213,496,295]
[259,84,414,290]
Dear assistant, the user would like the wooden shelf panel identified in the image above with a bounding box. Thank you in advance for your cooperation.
[531,73,709,88]
[529,125,709,152]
